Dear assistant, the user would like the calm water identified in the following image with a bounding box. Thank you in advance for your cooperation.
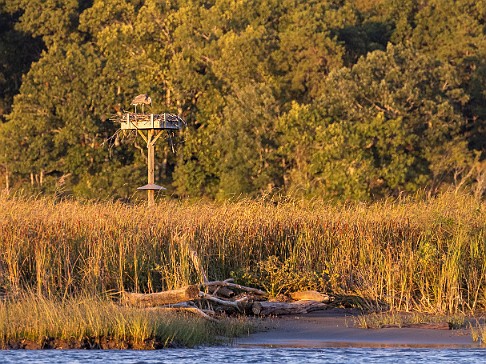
[0,347,484,363]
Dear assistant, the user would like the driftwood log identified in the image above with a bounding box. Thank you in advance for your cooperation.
[204,280,268,297]
[146,305,218,322]
[121,235,332,319]
[207,285,234,298]
[122,285,200,308]
[290,290,331,303]
[123,285,332,319]
[200,292,242,311]
[252,300,329,316]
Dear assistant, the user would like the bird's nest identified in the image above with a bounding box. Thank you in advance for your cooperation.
[110,112,185,124]
[110,113,186,131]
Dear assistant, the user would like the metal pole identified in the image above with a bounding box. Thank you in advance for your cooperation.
[147,130,155,207]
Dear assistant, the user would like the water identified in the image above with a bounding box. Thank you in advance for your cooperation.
[0,347,484,363]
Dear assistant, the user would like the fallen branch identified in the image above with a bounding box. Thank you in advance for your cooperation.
[200,292,242,312]
[146,306,218,322]
[204,281,268,297]
[290,290,331,303]
[252,300,329,316]
[172,233,209,285]
[208,285,235,298]
[122,285,200,307]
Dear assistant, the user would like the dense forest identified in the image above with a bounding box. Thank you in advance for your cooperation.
[0,0,484,201]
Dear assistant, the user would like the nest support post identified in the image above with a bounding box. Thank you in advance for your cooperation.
[137,129,165,207]
[113,112,185,206]
[147,141,155,206]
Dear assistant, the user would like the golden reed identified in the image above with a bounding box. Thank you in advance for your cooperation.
[0,192,484,314]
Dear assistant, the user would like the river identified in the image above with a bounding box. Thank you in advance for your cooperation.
[0,347,484,363]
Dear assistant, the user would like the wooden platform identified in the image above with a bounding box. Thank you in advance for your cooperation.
[120,113,184,130]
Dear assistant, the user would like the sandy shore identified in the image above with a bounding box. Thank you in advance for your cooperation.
[235,309,481,349]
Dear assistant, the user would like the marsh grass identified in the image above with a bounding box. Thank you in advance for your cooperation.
[469,319,486,346]
[353,311,468,329]
[0,192,484,314]
[0,292,252,349]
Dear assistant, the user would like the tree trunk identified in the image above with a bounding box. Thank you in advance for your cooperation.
[122,285,200,307]
[289,290,331,302]
[252,300,328,316]
[204,281,267,297]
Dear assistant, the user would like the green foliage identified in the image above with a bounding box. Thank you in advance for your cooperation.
[3,0,81,46]
[279,44,476,200]
[215,83,282,198]
[235,255,329,298]
[0,0,484,201]
[273,0,347,101]
[0,3,43,123]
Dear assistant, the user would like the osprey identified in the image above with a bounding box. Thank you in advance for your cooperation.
[131,94,152,114]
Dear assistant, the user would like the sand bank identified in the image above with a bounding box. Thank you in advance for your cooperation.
[236,309,481,349]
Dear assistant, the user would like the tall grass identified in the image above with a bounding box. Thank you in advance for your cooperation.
[0,292,248,348]
[0,192,484,314]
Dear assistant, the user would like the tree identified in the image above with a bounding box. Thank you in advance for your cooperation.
[279,44,473,199]
[273,0,347,102]
[0,0,148,198]
[407,0,486,154]
[215,83,282,198]
[1,0,483,200]
[172,0,283,197]
[2,0,81,47]
[0,1,43,123]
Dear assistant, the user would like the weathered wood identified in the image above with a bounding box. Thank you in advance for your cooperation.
[118,113,184,130]
[290,290,331,303]
[204,281,268,297]
[147,130,155,207]
[208,285,234,298]
[173,234,209,284]
[122,285,200,307]
[146,306,217,322]
[188,246,208,284]
[200,292,242,312]
[112,112,185,207]
[252,300,329,316]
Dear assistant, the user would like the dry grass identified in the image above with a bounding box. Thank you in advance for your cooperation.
[353,311,468,329]
[0,292,252,349]
[469,319,486,346]
[0,192,484,314]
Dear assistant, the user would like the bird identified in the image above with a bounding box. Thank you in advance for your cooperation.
[131,94,152,114]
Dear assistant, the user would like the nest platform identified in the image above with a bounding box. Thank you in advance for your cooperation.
[116,113,185,130]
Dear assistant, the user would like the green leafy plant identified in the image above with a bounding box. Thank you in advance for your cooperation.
[235,255,328,298]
